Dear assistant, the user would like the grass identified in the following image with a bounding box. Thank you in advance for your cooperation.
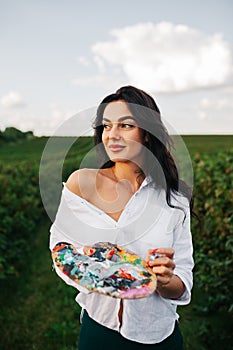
[0,136,94,167]
[182,134,233,155]
[0,137,48,163]
[0,218,81,350]
[1,135,232,165]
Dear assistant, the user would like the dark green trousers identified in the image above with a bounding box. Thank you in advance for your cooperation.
[78,310,183,350]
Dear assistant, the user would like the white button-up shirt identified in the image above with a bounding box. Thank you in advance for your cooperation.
[50,176,194,344]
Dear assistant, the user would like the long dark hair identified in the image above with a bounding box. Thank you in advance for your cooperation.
[93,85,194,217]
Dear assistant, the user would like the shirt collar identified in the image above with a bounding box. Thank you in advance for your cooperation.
[140,175,154,189]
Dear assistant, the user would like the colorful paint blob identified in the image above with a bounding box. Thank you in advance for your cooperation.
[52,242,157,299]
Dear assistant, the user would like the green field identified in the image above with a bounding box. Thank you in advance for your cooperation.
[1,134,232,164]
[181,134,233,154]
[0,135,232,350]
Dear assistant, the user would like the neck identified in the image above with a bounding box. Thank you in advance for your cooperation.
[112,162,145,190]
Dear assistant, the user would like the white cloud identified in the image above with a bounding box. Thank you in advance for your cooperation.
[89,21,233,93]
[198,111,207,120]
[72,68,127,89]
[0,110,36,133]
[0,104,77,136]
[45,104,77,131]
[77,56,90,66]
[0,91,26,108]
[200,96,233,109]
[197,88,233,129]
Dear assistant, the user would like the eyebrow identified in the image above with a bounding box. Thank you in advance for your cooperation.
[102,116,136,123]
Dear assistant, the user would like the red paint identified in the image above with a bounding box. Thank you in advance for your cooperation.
[150,248,159,255]
[89,249,95,255]
[119,268,135,280]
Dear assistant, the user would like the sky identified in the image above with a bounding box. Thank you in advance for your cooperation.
[0,0,233,136]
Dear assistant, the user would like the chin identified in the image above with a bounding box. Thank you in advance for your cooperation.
[107,151,143,164]
[109,156,129,163]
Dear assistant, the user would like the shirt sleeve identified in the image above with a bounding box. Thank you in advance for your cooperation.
[171,205,194,305]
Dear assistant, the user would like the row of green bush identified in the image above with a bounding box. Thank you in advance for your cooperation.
[0,127,35,144]
[191,149,233,313]
[0,148,232,314]
[0,162,43,276]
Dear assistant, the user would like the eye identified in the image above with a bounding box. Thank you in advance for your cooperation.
[102,123,111,130]
[120,123,135,129]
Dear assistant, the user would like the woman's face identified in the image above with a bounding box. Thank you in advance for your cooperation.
[102,100,145,163]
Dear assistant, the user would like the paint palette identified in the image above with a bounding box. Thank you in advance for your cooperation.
[52,242,157,299]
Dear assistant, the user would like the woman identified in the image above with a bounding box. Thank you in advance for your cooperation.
[50,86,194,349]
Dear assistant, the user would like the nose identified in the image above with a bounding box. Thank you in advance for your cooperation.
[109,124,120,139]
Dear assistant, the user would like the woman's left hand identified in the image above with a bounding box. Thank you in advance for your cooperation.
[146,248,185,299]
[146,248,175,287]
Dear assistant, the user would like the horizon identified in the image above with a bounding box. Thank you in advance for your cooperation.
[1,125,233,137]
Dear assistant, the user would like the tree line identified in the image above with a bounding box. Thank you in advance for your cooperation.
[0,127,35,143]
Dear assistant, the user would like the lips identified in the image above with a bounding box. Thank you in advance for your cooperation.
[108,144,126,152]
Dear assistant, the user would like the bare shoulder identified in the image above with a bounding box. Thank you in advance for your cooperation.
[66,168,98,199]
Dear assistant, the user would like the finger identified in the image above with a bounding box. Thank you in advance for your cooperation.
[148,256,176,270]
[157,248,174,259]
[147,248,160,256]
[146,248,174,263]
[154,248,174,259]
[146,249,165,264]
[156,274,171,286]
[152,265,174,277]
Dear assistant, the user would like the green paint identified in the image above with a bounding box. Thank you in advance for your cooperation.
[134,258,142,265]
